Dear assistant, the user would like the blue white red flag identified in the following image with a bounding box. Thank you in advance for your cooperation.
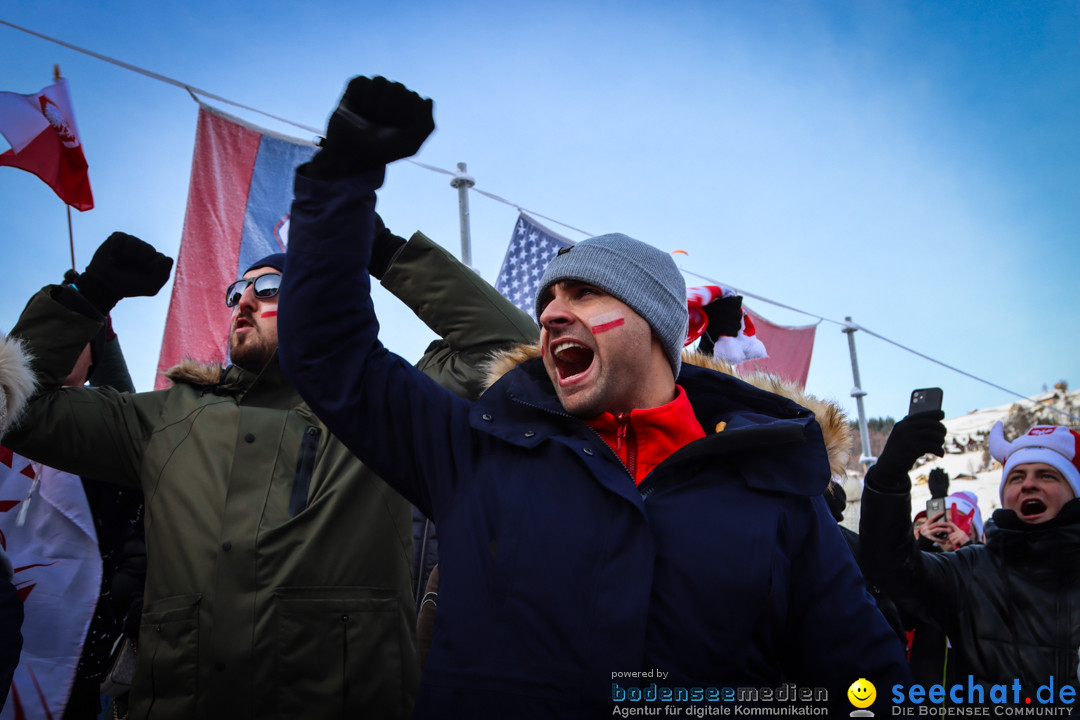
[154,106,315,388]
[493,213,572,318]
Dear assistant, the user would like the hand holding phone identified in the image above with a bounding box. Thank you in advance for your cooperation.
[924,497,949,539]
[871,388,947,490]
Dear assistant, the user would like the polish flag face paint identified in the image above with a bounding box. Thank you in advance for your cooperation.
[260,310,278,318]
[590,310,625,334]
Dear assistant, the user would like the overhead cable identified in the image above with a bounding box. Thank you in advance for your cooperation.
[3,17,1074,422]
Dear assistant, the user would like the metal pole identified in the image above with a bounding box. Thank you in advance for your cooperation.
[56,64,77,272]
[450,162,475,267]
[842,316,875,469]
[67,206,76,271]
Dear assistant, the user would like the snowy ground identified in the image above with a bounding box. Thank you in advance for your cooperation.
[839,386,1080,534]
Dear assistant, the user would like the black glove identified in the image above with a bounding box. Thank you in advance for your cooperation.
[76,232,174,314]
[866,411,946,492]
[825,480,847,523]
[928,467,950,499]
[703,295,744,340]
[307,75,435,180]
[696,296,743,356]
[369,213,407,280]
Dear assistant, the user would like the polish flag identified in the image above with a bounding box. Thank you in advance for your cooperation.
[0,77,94,211]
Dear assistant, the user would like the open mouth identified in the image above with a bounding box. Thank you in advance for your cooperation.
[552,341,594,381]
[1020,498,1047,517]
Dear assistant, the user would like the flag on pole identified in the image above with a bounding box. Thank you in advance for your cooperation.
[0,447,101,720]
[0,77,93,210]
[494,212,818,386]
[736,309,818,387]
[493,213,572,317]
[154,105,316,388]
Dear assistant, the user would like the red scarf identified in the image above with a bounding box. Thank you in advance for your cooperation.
[585,386,706,485]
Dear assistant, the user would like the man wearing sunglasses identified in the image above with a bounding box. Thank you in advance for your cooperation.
[2,217,537,718]
[225,260,284,369]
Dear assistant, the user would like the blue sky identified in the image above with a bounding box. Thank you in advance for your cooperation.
[1,1,1078,428]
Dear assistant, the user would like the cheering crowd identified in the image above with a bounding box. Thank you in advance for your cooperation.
[1,76,1078,719]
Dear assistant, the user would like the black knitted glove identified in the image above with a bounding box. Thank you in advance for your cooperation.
[307,76,435,180]
[76,233,174,314]
[703,295,744,340]
[369,213,407,280]
[866,411,946,493]
[928,467,950,499]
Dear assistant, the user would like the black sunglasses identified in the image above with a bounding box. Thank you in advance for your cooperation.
[225,272,282,307]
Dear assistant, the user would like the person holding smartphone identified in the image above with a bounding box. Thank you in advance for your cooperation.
[918,491,983,552]
[917,513,970,552]
[859,408,1080,708]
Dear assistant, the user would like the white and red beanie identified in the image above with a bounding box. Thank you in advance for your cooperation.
[945,491,984,539]
[988,421,1080,501]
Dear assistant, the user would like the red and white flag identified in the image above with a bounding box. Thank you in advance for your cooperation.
[0,447,101,720]
[736,308,818,387]
[0,77,94,211]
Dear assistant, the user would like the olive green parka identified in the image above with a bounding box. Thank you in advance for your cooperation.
[3,233,538,719]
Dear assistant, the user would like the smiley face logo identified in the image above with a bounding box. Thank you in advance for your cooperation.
[847,678,876,709]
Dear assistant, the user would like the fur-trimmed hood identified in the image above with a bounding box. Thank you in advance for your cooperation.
[163,349,853,477]
[0,332,37,437]
[164,358,228,388]
[481,343,852,478]
[163,356,288,398]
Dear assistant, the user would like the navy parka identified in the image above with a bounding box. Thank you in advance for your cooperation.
[278,169,912,718]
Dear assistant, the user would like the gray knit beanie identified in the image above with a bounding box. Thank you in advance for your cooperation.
[534,233,687,380]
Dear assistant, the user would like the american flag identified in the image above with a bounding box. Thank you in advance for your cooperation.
[494,213,574,318]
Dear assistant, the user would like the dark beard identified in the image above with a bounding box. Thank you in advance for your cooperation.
[229,332,276,370]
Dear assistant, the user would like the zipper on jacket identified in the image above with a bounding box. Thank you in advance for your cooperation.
[289,426,321,517]
[615,412,637,480]
[512,395,708,501]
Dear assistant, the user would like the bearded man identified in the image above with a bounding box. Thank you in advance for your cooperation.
[2,225,536,719]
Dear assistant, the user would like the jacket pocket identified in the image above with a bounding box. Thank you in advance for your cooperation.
[134,594,201,719]
[288,425,320,517]
[274,586,416,718]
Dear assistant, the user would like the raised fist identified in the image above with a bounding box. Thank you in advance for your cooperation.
[308,76,435,179]
[76,232,173,314]
[867,411,947,492]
